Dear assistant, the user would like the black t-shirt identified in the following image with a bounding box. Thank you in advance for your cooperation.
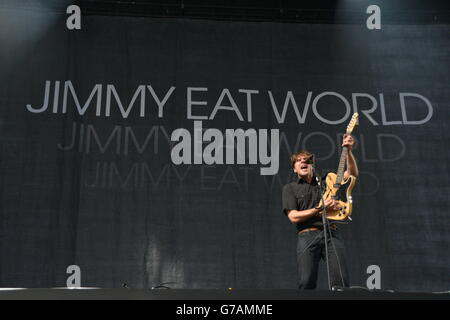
[282,174,329,232]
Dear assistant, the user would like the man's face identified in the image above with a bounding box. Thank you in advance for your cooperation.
[293,155,312,177]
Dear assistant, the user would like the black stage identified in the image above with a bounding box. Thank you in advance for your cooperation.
[0,288,448,300]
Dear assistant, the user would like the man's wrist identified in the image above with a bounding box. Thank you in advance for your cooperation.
[314,206,324,213]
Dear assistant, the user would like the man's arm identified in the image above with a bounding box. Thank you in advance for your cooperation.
[343,134,359,180]
[286,198,340,224]
[282,184,320,224]
[285,208,320,224]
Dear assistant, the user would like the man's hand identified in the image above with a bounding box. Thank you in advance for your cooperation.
[324,198,340,213]
[342,134,355,150]
[315,198,340,215]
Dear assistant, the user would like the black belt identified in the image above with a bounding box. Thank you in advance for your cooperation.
[298,224,337,234]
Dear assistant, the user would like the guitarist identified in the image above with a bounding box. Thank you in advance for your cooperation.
[282,134,358,290]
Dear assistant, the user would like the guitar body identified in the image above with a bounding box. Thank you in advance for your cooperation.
[322,172,357,221]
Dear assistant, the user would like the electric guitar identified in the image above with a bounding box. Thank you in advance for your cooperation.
[322,113,358,221]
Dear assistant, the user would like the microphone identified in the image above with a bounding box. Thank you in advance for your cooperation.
[315,175,321,187]
[309,154,320,185]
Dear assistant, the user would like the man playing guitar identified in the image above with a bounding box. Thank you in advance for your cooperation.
[282,134,358,289]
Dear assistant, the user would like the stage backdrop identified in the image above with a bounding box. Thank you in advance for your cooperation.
[0,7,449,292]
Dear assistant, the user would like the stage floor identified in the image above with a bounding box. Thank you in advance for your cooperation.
[0,288,448,300]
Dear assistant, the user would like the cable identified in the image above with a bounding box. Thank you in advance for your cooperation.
[151,282,177,289]
[326,223,346,289]
[315,167,347,289]
[314,170,332,290]
[298,230,323,256]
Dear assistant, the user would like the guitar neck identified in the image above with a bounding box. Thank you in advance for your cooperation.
[335,146,348,185]
[334,112,358,186]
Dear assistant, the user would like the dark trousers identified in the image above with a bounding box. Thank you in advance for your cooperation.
[296,228,349,290]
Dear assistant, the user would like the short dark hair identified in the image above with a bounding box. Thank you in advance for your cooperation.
[290,151,313,169]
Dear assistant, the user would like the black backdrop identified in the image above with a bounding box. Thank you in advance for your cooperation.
[0,7,449,292]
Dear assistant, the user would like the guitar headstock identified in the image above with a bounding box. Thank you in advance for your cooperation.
[346,113,359,135]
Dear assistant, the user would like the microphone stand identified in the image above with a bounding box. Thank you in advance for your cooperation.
[312,164,332,291]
